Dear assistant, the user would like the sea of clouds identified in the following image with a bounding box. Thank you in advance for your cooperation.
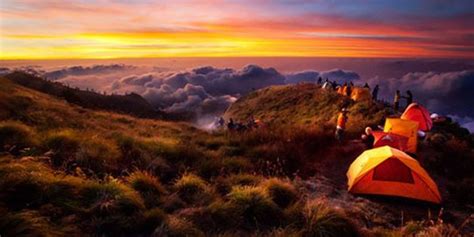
[2,63,473,132]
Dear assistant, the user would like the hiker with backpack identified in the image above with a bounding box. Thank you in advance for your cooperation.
[335,108,349,142]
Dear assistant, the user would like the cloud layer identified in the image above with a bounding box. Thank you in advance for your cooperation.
[48,64,358,118]
[17,63,472,131]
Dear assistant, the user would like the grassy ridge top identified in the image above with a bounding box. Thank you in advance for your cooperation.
[225,83,390,133]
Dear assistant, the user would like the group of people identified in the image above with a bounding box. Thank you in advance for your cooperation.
[215,116,261,132]
[393,90,413,113]
[334,82,415,143]
[318,77,380,101]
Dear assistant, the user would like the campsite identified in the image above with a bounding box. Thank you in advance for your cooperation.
[1,1,473,236]
[0,72,473,236]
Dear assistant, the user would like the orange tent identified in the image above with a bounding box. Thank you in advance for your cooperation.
[384,118,419,153]
[401,103,433,131]
[347,146,441,204]
[373,131,408,151]
[350,87,371,102]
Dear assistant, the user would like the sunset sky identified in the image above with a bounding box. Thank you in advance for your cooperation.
[1,0,473,59]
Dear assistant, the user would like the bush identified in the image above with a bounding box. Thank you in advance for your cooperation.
[44,130,81,167]
[74,138,120,176]
[138,208,167,235]
[174,173,214,205]
[0,209,65,237]
[153,215,204,237]
[301,199,359,237]
[81,181,145,216]
[215,173,262,195]
[261,178,298,208]
[227,186,283,229]
[127,171,166,207]
[0,121,36,153]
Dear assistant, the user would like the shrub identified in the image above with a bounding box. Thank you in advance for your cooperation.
[139,208,167,235]
[227,186,283,229]
[0,209,64,237]
[0,121,36,153]
[81,181,145,216]
[215,173,262,194]
[174,173,214,205]
[127,170,166,207]
[261,178,298,208]
[44,130,81,167]
[202,201,242,231]
[153,215,205,237]
[74,138,120,176]
[301,199,359,237]
[196,157,223,179]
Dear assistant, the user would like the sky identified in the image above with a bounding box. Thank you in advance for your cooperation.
[1,0,473,59]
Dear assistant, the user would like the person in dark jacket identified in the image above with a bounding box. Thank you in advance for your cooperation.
[361,127,375,149]
[372,85,379,101]
[404,90,413,107]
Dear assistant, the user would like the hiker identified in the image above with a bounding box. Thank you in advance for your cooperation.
[317,77,322,85]
[361,127,375,149]
[322,80,331,89]
[394,90,401,112]
[227,118,235,130]
[346,82,352,97]
[404,90,413,107]
[217,117,225,127]
[335,108,349,142]
[372,84,379,101]
[331,81,337,90]
[342,82,347,95]
[246,116,256,129]
[363,83,370,89]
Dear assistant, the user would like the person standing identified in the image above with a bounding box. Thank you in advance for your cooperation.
[394,90,401,112]
[335,108,349,142]
[405,90,413,107]
[372,85,379,101]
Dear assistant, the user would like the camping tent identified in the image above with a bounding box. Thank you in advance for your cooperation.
[373,131,408,151]
[401,103,433,131]
[350,87,371,102]
[384,118,419,153]
[347,146,441,204]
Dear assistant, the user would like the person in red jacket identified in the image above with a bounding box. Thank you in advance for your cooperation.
[335,108,349,142]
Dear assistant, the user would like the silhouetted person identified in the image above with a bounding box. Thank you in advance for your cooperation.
[227,118,235,130]
[346,83,352,97]
[218,117,225,127]
[372,84,379,101]
[317,77,322,85]
[404,90,413,107]
[394,90,401,112]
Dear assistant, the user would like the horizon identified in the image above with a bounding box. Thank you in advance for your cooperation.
[1,0,473,59]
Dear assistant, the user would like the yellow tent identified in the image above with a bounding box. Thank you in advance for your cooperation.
[347,146,441,204]
[350,87,371,101]
[384,118,419,153]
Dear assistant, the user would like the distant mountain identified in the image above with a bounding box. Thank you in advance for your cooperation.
[4,71,164,119]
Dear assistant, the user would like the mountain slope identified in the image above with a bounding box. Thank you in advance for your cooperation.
[0,77,473,236]
[4,71,163,119]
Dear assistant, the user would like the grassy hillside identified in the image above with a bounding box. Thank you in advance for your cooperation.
[4,72,163,119]
[0,76,473,236]
[225,83,390,134]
